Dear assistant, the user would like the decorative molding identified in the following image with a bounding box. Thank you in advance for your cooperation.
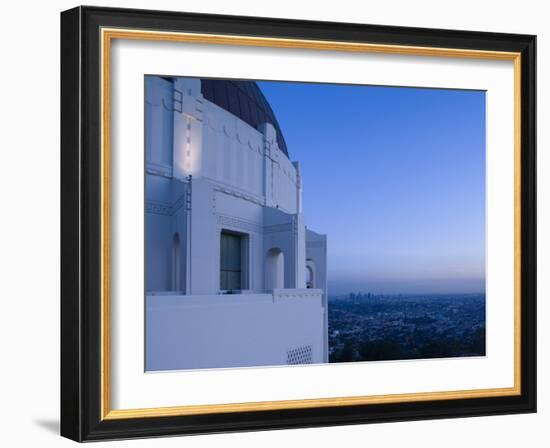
[217,214,263,233]
[273,289,323,300]
[213,183,264,206]
[145,200,171,216]
[264,223,293,234]
[146,190,188,216]
[173,89,183,113]
[203,102,263,153]
[171,193,187,215]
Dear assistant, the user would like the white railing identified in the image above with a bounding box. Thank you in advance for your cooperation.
[272,288,323,301]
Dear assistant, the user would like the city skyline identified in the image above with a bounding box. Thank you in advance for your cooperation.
[259,81,486,294]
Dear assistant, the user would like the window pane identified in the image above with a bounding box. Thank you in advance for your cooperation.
[226,271,241,291]
[220,232,242,290]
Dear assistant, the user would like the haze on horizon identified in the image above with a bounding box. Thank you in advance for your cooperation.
[258,81,486,295]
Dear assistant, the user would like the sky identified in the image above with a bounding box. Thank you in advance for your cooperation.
[257,81,486,295]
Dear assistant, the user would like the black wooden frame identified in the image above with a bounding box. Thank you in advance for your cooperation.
[61,5,537,442]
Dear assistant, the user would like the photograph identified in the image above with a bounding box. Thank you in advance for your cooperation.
[144,76,487,371]
[58,5,538,442]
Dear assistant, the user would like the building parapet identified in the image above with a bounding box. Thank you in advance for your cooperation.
[147,288,323,306]
[146,288,326,370]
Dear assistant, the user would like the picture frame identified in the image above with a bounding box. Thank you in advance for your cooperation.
[60,5,536,442]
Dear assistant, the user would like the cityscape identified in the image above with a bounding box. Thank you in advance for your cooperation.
[328,292,486,362]
[144,76,486,370]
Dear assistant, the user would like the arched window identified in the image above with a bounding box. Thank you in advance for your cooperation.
[306,266,313,288]
[266,248,285,291]
[172,233,181,291]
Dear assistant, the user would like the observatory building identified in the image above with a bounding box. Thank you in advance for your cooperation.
[145,76,328,370]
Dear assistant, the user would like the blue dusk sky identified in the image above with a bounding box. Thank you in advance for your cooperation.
[257,81,486,295]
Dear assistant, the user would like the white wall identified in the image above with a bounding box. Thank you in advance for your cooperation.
[201,93,299,214]
[146,290,325,370]
[0,1,547,448]
[307,229,329,361]
[202,97,266,197]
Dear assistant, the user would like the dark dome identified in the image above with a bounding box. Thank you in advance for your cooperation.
[200,79,289,157]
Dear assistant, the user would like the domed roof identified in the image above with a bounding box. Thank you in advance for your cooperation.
[200,79,289,158]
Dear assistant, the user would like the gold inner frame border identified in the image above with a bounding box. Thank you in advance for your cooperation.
[99,27,522,420]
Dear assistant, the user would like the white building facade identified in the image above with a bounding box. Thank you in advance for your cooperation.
[145,76,328,370]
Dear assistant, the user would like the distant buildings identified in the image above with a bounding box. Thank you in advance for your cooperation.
[328,293,486,362]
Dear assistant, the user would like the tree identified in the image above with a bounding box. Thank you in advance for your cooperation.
[359,339,402,361]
